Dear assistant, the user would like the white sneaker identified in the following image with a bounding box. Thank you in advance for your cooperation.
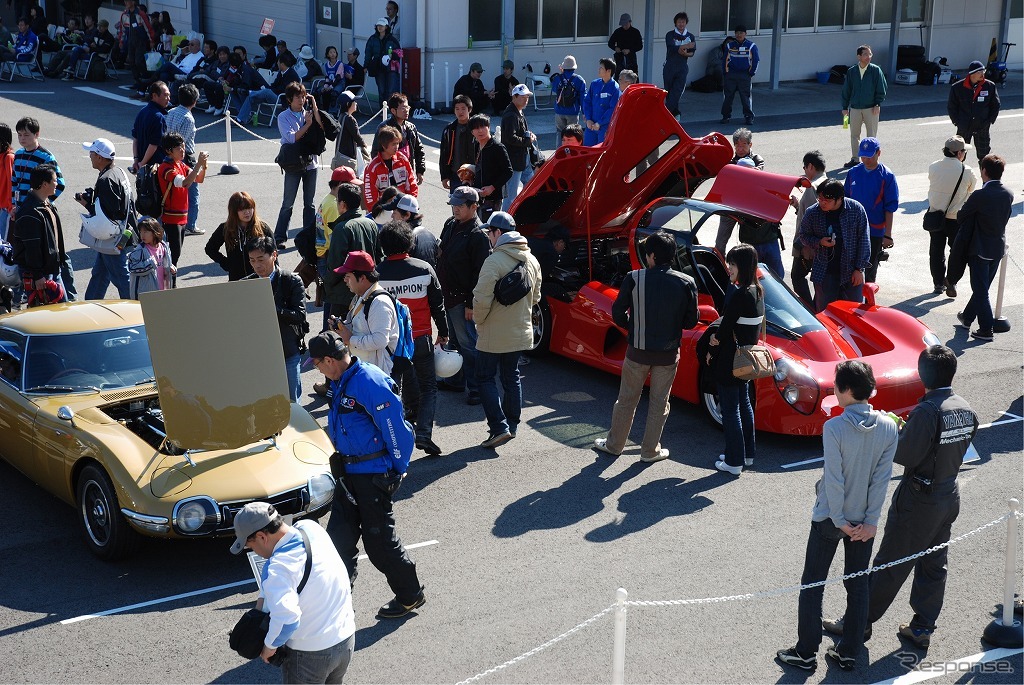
[213,107,225,116]
[593,438,620,457]
[720,453,753,467]
[640,448,670,463]
[715,460,742,475]
[205,106,216,114]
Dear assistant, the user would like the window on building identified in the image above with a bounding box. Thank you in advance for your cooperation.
[788,0,815,28]
[542,0,574,39]
[576,0,610,38]
[471,0,610,43]
[759,2,778,31]
[1013,0,1023,18]
[817,0,844,28]
[845,0,872,26]
[702,1,728,33]
[901,0,926,22]
[516,0,539,40]
[701,0,778,33]
[469,0,502,42]
[873,0,893,25]
[728,0,758,30]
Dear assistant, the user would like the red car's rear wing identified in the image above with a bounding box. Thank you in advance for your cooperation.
[510,84,734,239]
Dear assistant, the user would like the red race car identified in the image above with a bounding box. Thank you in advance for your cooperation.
[511,85,939,436]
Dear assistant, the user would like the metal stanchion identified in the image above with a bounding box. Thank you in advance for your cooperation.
[444,61,450,109]
[430,62,435,111]
[220,114,240,175]
[983,499,1023,647]
[993,251,1011,333]
[611,588,628,685]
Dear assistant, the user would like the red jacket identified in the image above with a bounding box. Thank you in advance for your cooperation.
[363,151,418,210]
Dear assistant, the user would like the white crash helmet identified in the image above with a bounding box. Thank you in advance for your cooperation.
[433,346,463,379]
[0,242,18,287]
[81,198,122,240]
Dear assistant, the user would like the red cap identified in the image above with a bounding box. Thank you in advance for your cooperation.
[331,166,362,184]
[333,250,377,274]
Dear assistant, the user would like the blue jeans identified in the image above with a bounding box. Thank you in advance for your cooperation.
[284,353,301,402]
[718,380,754,467]
[186,180,200,233]
[84,250,131,300]
[476,350,522,436]
[237,88,279,123]
[796,519,873,659]
[275,167,318,243]
[281,634,354,685]
[813,272,863,313]
[962,255,998,332]
[447,304,479,392]
[755,242,785,279]
[502,164,535,212]
[0,208,9,240]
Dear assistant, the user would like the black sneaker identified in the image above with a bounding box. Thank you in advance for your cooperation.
[377,588,426,619]
[932,285,943,294]
[744,116,754,125]
[719,116,731,124]
[843,158,859,169]
[437,380,465,393]
[466,391,482,405]
[944,278,957,298]
[480,431,513,449]
[955,311,971,329]
[776,647,816,671]
[825,646,854,671]
[971,328,994,342]
[898,623,932,649]
[416,438,442,455]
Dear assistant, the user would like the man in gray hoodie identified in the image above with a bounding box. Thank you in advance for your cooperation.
[777,360,898,673]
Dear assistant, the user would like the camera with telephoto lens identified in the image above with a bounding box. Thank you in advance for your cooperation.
[75,187,95,205]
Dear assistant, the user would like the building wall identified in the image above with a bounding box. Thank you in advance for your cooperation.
[201,0,309,58]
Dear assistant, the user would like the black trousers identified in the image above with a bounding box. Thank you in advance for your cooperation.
[790,254,813,306]
[958,124,992,160]
[392,335,437,441]
[867,480,960,630]
[326,472,421,603]
[928,218,959,289]
[865,235,883,284]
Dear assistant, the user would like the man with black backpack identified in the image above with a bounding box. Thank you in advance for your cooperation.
[549,55,587,148]
[472,211,541,449]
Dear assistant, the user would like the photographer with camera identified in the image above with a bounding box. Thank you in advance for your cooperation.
[798,179,872,312]
[80,138,137,301]
[844,137,899,284]
[307,330,426,620]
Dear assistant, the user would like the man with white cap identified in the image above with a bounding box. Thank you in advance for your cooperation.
[947,60,1000,161]
[79,138,136,300]
[229,501,355,683]
[500,83,537,211]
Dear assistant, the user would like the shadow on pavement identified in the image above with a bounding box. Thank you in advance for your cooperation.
[584,474,725,542]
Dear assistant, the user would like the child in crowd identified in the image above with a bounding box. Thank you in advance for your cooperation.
[128,218,175,298]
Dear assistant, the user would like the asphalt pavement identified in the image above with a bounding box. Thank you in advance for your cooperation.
[0,72,1022,684]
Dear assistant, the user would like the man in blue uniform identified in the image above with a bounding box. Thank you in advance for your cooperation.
[309,330,426,620]
[721,25,759,125]
[663,12,696,117]
[844,137,899,284]
[583,57,620,146]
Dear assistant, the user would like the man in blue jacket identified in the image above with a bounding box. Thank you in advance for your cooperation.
[0,17,37,64]
[550,55,587,148]
[721,25,759,125]
[583,57,620,146]
[844,137,899,284]
[310,330,426,619]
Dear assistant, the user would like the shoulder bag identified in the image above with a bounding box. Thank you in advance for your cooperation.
[923,164,965,232]
[228,527,312,665]
[732,295,775,381]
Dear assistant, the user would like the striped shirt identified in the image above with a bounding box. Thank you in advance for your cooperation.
[164,105,197,164]
[12,146,65,208]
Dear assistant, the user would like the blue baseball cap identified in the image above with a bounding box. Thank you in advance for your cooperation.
[858,137,881,158]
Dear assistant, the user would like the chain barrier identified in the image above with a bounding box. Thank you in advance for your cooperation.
[418,131,442,146]
[454,605,615,685]
[357,106,386,130]
[455,512,1015,683]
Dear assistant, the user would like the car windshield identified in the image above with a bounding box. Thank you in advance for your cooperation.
[24,326,154,393]
[760,270,825,336]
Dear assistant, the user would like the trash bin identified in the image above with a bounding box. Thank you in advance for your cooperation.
[816,71,830,84]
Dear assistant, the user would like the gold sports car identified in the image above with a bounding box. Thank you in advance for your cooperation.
[0,280,336,560]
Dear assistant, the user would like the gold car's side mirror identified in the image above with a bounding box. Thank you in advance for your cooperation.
[57,406,75,422]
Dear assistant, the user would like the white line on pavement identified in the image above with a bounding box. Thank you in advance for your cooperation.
[59,539,440,625]
[73,86,145,107]
[1,91,55,95]
[868,647,1024,685]
[780,414,1023,469]
[918,112,1023,125]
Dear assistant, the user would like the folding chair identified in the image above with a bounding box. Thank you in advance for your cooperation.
[255,92,286,127]
[0,44,45,81]
[347,84,373,116]
[523,63,553,111]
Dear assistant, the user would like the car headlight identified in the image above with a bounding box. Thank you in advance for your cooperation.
[922,331,941,348]
[307,473,336,512]
[172,496,220,535]
[773,357,820,416]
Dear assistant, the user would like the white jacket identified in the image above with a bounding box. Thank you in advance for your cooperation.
[345,282,398,374]
[927,156,977,219]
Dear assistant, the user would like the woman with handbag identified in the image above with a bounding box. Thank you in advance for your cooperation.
[332,91,369,173]
[925,136,977,297]
[205,191,274,281]
[708,244,764,475]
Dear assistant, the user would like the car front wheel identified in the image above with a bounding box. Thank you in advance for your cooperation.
[700,371,725,430]
[528,300,552,355]
[77,463,139,560]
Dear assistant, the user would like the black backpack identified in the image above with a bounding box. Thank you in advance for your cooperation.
[555,77,578,110]
[134,163,165,217]
[493,261,533,306]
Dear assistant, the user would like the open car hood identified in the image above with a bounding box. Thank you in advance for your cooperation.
[140,279,291,451]
[702,164,810,223]
[509,84,734,239]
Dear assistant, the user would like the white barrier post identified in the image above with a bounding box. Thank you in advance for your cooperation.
[983,498,1023,647]
[221,113,240,175]
[993,252,1011,333]
[430,62,435,111]
[611,588,628,685]
[444,61,450,109]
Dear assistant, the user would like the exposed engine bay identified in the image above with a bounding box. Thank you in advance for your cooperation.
[102,397,184,455]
